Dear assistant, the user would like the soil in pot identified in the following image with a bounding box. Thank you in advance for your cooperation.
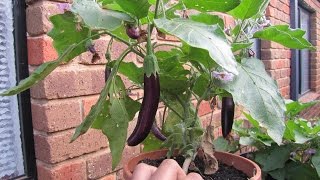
[140,155,249,180]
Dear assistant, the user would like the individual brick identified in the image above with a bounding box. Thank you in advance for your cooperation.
[31,98,82,132]
[28,35,58,65]
[34,129,108,164]
[30,65,106,99]
[26,1,66,36]
[37,159,86,180]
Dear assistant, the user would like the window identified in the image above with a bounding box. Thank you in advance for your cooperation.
[290,1,313,100]
[298,7,311,95]
[0,1,35,179]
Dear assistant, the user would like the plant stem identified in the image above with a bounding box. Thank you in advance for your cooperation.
[103,30,145,58]
[182,157,192,174]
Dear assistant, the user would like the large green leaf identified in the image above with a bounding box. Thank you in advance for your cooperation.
[154,18,238,75]
[228,0,270,20]
[72,0,134,30]
[253,25,316,50]
[183,0,240,12]
[254,145,291,172]
[285,161,319,180]
[312,151,320,177]
[189,13,224,28]
[1,45,76,96]
[48,12,94,60]
[103,77,140,169]
[218,58,286,144]
[115,0,151,19]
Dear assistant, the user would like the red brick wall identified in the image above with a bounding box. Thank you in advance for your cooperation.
[25,0,320,179]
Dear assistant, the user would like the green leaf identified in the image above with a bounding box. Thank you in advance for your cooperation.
[154,18,238,75]
[109,61,143,84]
[239,137,256,146]
[48,12,94,60]
[181,44,217,70]
[218,58,286,144]
[142,133,164,152]
[232,42,253,52]
[269,168,286,180]
[72,0,134,30]
[228,0,270,20]
[115,0,151,19]
[285,161,319,180]
[254,145,291,172]
[193,74,210,98]
[1,45,76,96]
[103,76,140,169]
[189,13,224,28]
[312,151,320,177]
[213,137,238,152]
[253,25,316,50]
[183,0,240,12]
[286,100,318,118]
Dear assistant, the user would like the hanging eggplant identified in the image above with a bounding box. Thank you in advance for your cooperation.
[221,97,235,138]
[127,24,160,146]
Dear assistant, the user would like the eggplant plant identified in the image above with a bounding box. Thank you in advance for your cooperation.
[1,0,316,174]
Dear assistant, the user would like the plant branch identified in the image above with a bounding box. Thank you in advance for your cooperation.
[103,30,145,58]
[182,157,192,174]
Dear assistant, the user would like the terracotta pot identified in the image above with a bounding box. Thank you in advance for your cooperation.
[123,149,262,180]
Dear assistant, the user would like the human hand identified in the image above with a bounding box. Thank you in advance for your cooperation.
[130,159,203,180]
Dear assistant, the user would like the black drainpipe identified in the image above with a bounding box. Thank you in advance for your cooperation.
[13,0,37,179]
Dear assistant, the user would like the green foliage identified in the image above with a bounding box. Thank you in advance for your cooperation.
[48,12,94,60]
[189,13,224,28]
[72,0,134,30]
[253,25,316,50]
[228,0,270,20]
[2,0,317,171]
[233,100,320,179]
[115,0,151,19]
[183,0,240,12]
[154,18,238,75]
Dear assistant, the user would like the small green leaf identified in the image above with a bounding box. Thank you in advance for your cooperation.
[213,137,238,152]
[115,0,151,19]
[312,151,320,177]
[189,13,224,28]
[1,45,76,96]
[183,0,240,12]
[72,0,134,30]
[232,42,253,52]
[193,74,210,99]
[228,0,270,20]
[48,12,95,60]
[217,58,286,144]
[253,25,316,50]
[154,18,238,75]
[109,61,143,84]
[286,100,318,118]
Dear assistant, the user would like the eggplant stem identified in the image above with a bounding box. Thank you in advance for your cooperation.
[182,157,192,174]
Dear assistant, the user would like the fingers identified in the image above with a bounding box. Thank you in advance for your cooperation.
[151,159,186,180]
[184,172,203,180]
[131,163,157,180]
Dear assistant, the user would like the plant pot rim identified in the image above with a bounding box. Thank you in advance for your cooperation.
[123,149,261,180]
